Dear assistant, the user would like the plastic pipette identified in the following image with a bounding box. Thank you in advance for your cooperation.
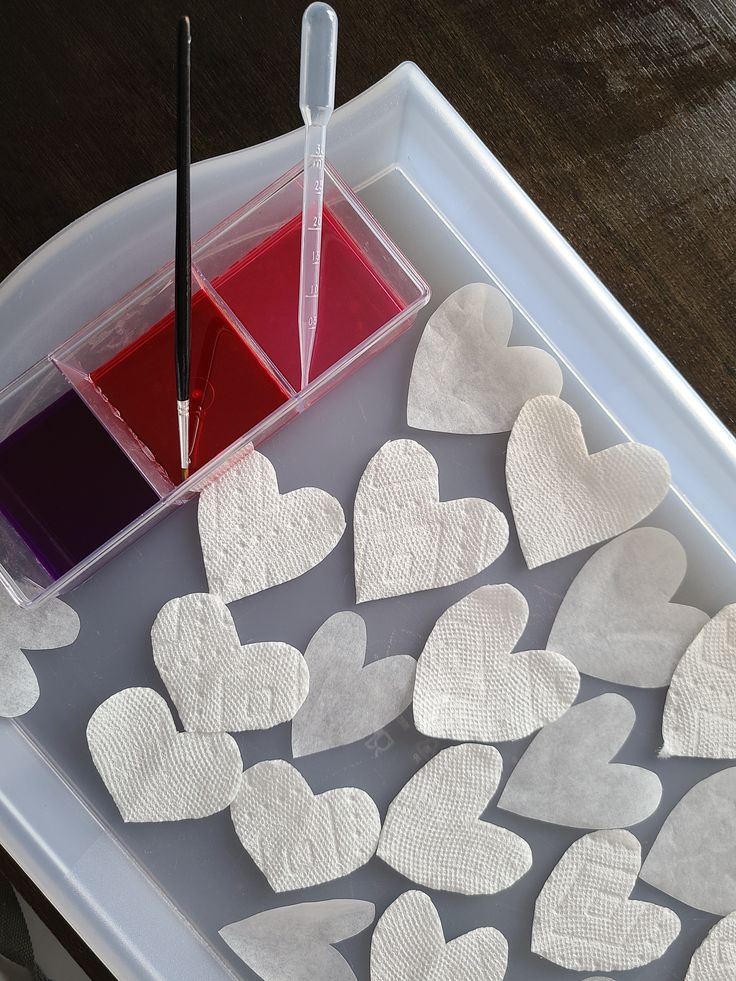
[298,2,338,390]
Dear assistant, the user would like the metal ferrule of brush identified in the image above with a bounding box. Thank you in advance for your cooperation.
[177,399,190,474]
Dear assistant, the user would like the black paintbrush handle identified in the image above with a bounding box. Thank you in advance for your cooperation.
[174,15,191,404]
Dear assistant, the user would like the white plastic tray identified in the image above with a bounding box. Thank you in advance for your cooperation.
[0,64,734,980]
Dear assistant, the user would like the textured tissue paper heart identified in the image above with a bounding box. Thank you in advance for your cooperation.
[406,281,563,435]
[413,583,579,743]
[219,899,375,981]
[371,889,508,981]
[661,604,736,758]
[506,395,671,568]
[198,449,345,603]
[230,760,380,891]
[0,580,80,718]
[353,439,508,602]
[499,693,662,828]
[685,910,736,979]
[640,767,736,915]
[548,527,708,687]
[152,592,309,733]
[532,829,680,971]
[291,610,415,757]
[377,742,532,895]
[87,687,242,822]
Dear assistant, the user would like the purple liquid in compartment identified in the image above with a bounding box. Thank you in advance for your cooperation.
[0,391,159,579]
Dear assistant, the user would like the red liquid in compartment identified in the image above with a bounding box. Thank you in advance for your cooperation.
[92,289,291,485]
[212,207,404,391]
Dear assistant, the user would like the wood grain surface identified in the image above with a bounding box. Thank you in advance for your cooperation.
[0,0,735,976]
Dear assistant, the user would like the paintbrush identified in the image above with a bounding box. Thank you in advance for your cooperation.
[175,14,191,481]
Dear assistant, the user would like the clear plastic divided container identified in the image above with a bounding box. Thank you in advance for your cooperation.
[0,162,429,608]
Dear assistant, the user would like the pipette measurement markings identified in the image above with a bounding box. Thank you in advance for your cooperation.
[299,125,328,386]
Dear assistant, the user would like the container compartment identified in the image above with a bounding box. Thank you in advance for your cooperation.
[52,262,296,492]
[86,279,293,487]
[194,162,429,392]
[0,360,160,604]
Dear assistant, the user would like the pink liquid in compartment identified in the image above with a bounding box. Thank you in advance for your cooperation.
[212,206,404,391]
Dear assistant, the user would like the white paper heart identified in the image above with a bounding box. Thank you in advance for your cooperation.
[532,829,680,971]
[87,687,242,822]
[406,282,563,435]
[152,592,309,733]
[0,580,80,718]
[198,449,345,603]
[219,899,375,981]
[370,889,508,981]
[230,760,380,891]
[353,439,508,602]
[414,583,579,743]
[640,767,736,915]
[548,527,708,687]
[685,911,736,979]
[377,742,532,895]
[506,396,671,568]
[661,604,736,758]
[291,611,415,757]
[499,694,662,828]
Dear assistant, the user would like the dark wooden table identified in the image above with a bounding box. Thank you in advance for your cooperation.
[1,0,735,976]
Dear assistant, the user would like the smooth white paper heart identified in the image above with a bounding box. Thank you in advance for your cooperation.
[661,604,736,758]
[353,439,508,602]
[532,829,680,971]
[152,592,309,733]
[0,581,79,718]
[640,767,736,915]
[219,899,375,981]
[377,743,532,895]
[230,760,380,891]
[406,282,563,435]
[506,396,670,568]
[198,449,345,603]
[414,583,579,742]
[291,611,415,757]
[87,687,242,822]
[499,694,662,828]
[685,911,736,979]
[548,527,708,687]
[370,889,508,981]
